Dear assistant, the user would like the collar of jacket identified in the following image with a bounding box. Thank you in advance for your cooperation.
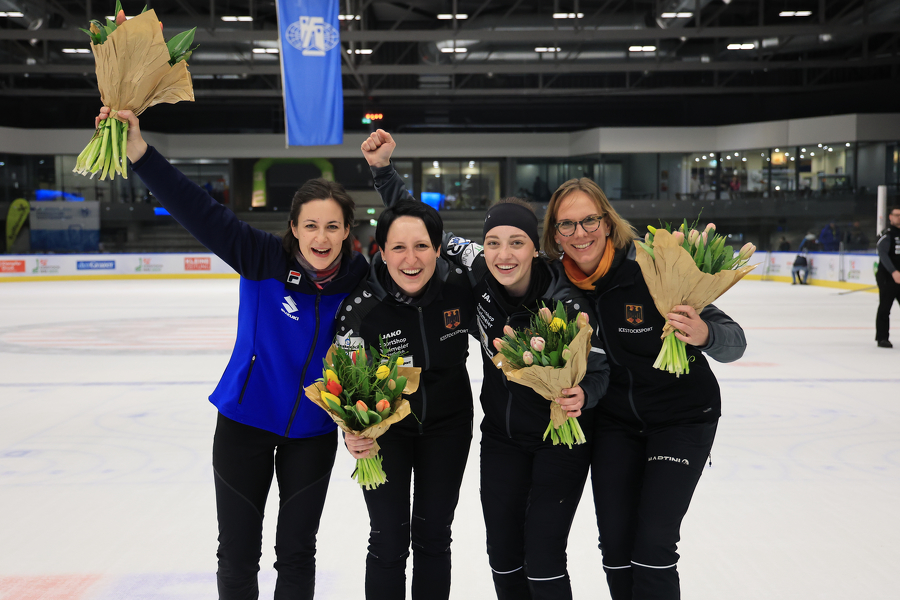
[590,245,642,294]
[284,251,369,295]
[367,252,449,307]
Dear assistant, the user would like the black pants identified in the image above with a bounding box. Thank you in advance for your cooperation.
[876,274,900,341]
[212,413,337,600]
[361,422,472,600]
[591,419,717,600]
[480,430,592,600]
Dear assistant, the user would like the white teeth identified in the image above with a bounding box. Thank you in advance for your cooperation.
[573,242,592,249]
[497,265,516,271]
[401,269,421,275]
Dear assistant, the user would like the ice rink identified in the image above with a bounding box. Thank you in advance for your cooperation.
[1,276,898,599]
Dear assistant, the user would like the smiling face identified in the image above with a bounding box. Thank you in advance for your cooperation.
[290,198,350,270]
[484,225,537,297]
[553,190,610,274]
[383,216,440,297]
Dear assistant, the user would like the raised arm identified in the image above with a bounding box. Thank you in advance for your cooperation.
[97,108,286,279]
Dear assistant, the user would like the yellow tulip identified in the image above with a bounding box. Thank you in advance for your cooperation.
[396,356,404,365]
[325,369,339,384]
[321,391,341,405]
[376,365,390,380]
[549,317,566,332]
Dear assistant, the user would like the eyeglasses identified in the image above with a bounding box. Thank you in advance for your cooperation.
[555,215,604,237]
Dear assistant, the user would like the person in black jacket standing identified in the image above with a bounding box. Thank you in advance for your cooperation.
[875,206,900,348]
[338,200,476,600]
[359,130,610,600]
[542,178,747,600]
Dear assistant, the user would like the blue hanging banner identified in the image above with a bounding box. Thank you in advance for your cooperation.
[276,0,343,146]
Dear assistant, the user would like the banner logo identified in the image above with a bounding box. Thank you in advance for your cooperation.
[444,308,461,330]
[286,16,339,56]
[287,270,302,285]
[625,304,644,325]
[77,260,115,270]
[0,260,25,273]
[184,257,211,271]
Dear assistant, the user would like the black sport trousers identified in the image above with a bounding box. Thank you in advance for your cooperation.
[875,273,900,342]
[591,418,717,600]
[212,413,337,600]
[361,421,472,600]
[480,429,592,600]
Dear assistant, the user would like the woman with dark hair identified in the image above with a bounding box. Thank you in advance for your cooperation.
[336,199,477,600]
[360,130,609,600]
[541,178,747,600]
[95,107,369,600]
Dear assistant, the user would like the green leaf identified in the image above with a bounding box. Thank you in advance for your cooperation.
[549,350,560,367]
[703,246,714,273]
[635,240,655,260]
[166,27,198,61]
[141,5,149,13]
[367,410,382,425]
[114,0,123,18]
[325,398,347,419]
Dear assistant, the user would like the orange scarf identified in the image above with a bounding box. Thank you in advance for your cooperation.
[563,246,615,290]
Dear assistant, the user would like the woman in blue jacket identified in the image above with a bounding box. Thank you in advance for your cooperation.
[97,107,369,600]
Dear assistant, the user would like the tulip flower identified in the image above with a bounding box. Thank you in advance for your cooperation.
[688,229,700,246]
[375,399,391,416]
[325,369,339,384]
[493,338,504,352]
[350,350,357,364]
[549,317,565,332]
[376,365,390,380]
[539,307,553,324]
[503,325,516,339]
[396,356,404,365]
[325,379,343,396]
[387,379,396,390]
[522,351,534,365]
[355,400,368,412]
[576,312,589,329]
[738,242,756,260]
[701,231,708,245]
[647,225,657,234]
[561,348,572,362]
[645,232,651,244]
[705,222,716,232]
[672,231,685,245]
[530,336,545,352]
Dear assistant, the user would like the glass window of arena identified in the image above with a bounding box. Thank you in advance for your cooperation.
[513,159,597,203]
[422,159,501,210]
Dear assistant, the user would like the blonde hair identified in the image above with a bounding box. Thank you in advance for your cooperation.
[540,178,637,261]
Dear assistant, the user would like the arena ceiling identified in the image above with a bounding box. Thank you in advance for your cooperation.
[2,0,900,135]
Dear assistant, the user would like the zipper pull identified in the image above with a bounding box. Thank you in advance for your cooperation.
[707,453,713,467]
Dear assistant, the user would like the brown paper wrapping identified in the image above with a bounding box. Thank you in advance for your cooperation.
[303,346,421,456]
[90,10,194,115]
[492,324,594,428]
[634,229,757,338]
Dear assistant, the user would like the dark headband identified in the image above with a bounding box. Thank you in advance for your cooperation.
[483,203,540,249]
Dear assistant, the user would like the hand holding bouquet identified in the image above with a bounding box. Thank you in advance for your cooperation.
[492,301,592,448]
[635,220,757,377]
[73,2,196,180]
[304,345,420,490]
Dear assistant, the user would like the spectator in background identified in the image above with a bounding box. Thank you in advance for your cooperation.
[818,221,840,251]
[778,236,791,252]
[799,232,819,252]
[689,175,700,199]
[728,176,741,199]
[367,235,380,258]
[792,252,809,285]
[846,221,869,251]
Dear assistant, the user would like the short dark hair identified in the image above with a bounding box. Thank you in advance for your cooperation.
[375,199,443,251]
[281,178,356,257]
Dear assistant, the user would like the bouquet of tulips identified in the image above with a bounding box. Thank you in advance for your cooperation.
[73,1,196,180]
[492,301,592,448]
[304,344,420,490]
[635,220,757,377]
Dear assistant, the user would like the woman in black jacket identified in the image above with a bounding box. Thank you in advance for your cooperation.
[338,200,477,600]
[360,130,610,600]
[541,177,747,600]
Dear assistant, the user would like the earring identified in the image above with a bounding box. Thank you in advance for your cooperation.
[606,231,610,237]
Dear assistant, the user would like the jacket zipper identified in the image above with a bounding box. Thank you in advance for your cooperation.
[416,306,430,434]
[596,284,647,431]
[285,293,321,437]
[237,355,256,404]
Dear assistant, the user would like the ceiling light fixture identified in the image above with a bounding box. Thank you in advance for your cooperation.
[441,47,467,53]
[553,13,584,18]
[338,15,361,21]
[437,14,468,19]
[221,16,253,22]
[0,12,24,17]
